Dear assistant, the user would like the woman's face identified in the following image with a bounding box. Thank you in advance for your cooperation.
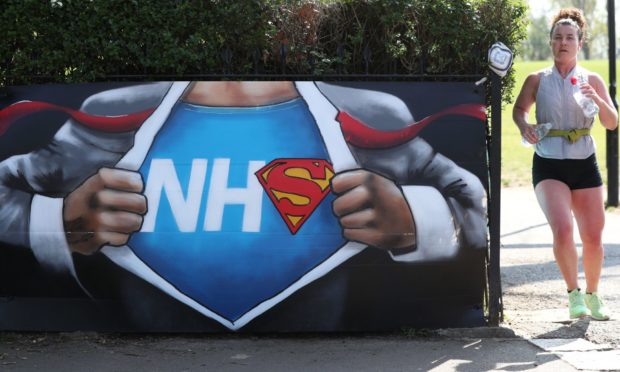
[550,24,582,62]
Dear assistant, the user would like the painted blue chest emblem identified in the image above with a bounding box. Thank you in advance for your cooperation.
[127,99,346,324]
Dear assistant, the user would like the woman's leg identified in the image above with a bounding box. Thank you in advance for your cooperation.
[535,179,579,290]
[571,186,605,293]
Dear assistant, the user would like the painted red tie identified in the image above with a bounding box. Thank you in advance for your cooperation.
[337,103,487,149]
[0,100,155,136]
[1,100,486,149]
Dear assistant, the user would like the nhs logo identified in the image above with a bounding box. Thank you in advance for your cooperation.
[120,96,350,328]
[127,156,346,325]
[141,158,265,233]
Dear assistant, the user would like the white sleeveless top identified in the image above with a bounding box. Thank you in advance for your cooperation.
[534,65,596,159]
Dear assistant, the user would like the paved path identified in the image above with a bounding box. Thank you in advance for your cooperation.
[0,332,576,371]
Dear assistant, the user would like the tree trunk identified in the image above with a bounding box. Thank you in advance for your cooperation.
[582,44,591,59]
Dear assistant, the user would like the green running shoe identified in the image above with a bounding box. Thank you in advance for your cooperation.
[585,292,610,321]
[568,289,590,319]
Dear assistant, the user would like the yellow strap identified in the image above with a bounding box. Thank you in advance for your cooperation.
[547,128,591,143]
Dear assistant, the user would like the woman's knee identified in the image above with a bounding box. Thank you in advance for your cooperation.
[580,230,603,250]
[551,220,573,243]
[577,218,604,248]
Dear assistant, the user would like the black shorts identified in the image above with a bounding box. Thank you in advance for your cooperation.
[532,153,603,190]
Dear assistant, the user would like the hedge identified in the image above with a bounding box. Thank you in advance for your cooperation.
[0,0,528,103]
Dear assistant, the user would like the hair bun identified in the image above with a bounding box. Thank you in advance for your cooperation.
[551,7,588,42]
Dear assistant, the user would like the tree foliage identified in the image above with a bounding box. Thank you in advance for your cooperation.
[1,0,528,103]
[520,15,552,61]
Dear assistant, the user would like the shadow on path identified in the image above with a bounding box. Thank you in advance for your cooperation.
[533,317,592,340]
[501,222,548,239]
[0,332,572,372]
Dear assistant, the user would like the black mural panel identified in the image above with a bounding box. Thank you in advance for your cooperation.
[0,81,488,332]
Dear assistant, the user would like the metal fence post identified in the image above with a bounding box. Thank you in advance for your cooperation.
[337,44,345,74]
[487,72,503,326]
[363,44,371,75]
[221,47,233,75]
[607,0,618,207]
[253,48,262,75]
[279,44,288,75]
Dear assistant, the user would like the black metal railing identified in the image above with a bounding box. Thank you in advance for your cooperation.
[2,42,489,85]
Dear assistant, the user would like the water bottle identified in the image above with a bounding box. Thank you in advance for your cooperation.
[521,122,552,147]
[571,75,599,118]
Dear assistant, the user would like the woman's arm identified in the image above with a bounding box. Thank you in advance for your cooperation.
[512,72,541,144]
[588,73,618,130]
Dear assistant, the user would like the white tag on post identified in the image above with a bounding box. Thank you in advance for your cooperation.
[488,42,513,77]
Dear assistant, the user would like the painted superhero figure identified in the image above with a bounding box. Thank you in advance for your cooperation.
[0,81,487,330]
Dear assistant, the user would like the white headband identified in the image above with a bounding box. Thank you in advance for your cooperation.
[554,17,580,29]
[551,17,583,39]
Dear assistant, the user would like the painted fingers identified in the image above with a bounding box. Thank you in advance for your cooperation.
[63,167,146,255]
[331,169,416,250]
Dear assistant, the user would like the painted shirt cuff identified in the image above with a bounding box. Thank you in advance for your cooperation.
[389,186,458,262]
[29,195,76,276]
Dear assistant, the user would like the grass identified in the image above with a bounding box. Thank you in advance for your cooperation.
[501,59,616,188]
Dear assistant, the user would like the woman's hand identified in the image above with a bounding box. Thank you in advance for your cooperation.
[588,73,618,130]
[579,81,602,103]
[519,123,539,144]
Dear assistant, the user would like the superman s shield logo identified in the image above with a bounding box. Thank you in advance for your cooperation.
[256,159,335,234]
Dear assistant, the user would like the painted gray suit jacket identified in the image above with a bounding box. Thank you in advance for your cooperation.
[0,81,487,328]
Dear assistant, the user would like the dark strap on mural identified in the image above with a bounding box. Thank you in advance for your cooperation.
[336,103,487,149]
[0,100,155,135]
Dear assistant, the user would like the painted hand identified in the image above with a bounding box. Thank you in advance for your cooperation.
[331,169,416,250]
[63,168,147,255]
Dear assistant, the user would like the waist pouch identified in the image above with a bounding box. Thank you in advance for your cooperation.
[547,128,590,143]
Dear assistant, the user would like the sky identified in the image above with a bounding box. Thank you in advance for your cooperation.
[527,0,611,19]
[527,1,550,18]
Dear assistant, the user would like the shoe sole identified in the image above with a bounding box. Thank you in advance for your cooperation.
[590,315,610,321]
[569,313,590,319]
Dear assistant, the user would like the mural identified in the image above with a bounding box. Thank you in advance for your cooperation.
[0,81,488,331]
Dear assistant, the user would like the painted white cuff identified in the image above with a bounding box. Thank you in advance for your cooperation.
[389,186,458,262]
[29,195,76,276]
